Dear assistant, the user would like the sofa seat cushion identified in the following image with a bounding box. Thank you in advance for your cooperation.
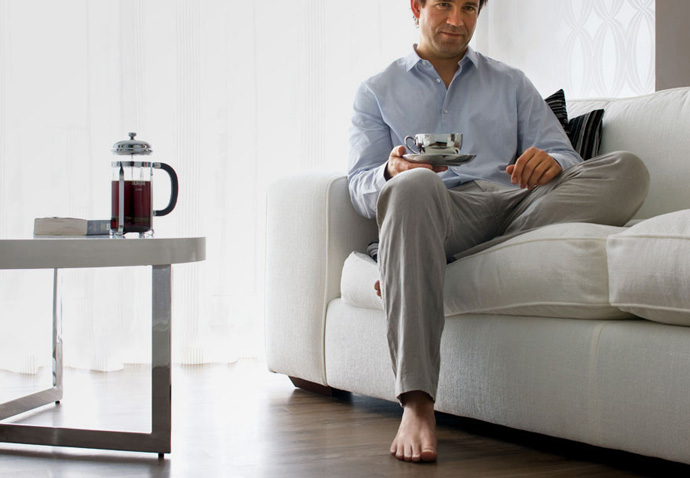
[341,222,632,319]
[607,209,690,326]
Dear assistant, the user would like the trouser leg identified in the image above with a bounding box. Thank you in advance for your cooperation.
[503,151,650,234]
[377,169,448,400]
[452,151,650,260]
[377,168,501,400]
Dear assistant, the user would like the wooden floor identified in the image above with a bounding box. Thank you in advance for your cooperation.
[0,360,689,478]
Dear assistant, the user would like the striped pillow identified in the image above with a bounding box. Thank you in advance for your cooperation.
[545,89,569,131]
[568,109,604,160]
[544,89,604,160]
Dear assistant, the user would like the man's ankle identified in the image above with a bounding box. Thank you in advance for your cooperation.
[400,390,434,410]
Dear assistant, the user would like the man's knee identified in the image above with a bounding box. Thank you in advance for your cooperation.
[384,168,444,194]
[617,151,650,193]
[582,151,650,223]
[603,151,650,206]
[377,169,446,218]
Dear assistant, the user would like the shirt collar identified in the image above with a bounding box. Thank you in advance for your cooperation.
[405,44,479,71]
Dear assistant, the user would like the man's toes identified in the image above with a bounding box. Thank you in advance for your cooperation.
[405,444,414,461]
[411,442,424,461]
[391,440,404,460]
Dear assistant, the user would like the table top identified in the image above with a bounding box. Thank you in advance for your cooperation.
[0,236,206,270]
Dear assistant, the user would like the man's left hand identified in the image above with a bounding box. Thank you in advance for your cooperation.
[505,147,562,189]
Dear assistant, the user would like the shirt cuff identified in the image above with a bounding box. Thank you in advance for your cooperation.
[377,161,390,185]
[550,152,582,171]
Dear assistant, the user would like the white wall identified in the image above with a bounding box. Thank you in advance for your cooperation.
[474,0,655,99]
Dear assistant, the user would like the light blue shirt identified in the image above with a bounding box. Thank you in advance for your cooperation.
[348,46,582,219]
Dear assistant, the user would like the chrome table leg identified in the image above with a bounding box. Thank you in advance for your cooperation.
[0,269,63,419]
[0,265,173,456]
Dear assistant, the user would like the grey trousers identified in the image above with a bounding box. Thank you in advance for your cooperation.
[376,151,650,400]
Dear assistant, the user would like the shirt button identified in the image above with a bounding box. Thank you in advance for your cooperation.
[436,78,441,83]
[443,109,449,114]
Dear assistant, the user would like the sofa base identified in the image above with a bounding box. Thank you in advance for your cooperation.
[289,376,348,397]
[323,298,690,466]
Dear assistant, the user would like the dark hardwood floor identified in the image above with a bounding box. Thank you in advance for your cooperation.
[1,361,689,477]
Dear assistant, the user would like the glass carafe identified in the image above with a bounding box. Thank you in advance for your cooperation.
[111,133,178,238]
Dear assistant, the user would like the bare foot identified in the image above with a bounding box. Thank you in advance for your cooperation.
[390,391,437,462]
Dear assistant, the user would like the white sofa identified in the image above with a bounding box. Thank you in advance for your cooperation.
[265,87,690,465]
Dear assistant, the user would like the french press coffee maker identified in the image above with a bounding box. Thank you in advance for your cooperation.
[111,132,179,238]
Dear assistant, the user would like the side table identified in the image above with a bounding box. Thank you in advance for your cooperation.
[0,236,206,457]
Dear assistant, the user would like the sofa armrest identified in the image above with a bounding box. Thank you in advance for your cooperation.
[265,171,378,385]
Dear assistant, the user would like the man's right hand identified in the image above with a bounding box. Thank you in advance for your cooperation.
[385,145,448,180]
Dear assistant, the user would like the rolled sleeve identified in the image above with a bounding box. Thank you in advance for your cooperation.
[516,74,582,172]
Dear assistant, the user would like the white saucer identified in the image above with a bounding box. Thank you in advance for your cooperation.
[403,153,476,166]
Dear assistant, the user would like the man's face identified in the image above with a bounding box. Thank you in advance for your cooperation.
[412,0,480,61]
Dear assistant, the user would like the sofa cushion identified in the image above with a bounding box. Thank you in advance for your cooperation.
[341,222,631,319]
[607,209,690,326]
[341,251,384,311]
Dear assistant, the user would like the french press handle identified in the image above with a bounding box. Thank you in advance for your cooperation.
[153,162,179,217]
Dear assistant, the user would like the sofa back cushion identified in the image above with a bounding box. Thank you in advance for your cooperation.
[569,87,690,221]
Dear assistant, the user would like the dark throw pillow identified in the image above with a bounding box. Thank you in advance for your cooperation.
[545,89,605,160]
[545,89,569,132]
[567,109,605,160]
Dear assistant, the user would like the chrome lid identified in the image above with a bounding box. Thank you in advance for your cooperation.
[112,132,152,155]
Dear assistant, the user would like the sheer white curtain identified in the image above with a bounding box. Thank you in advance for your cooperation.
[0,0,416,373]
[0,0,658,374]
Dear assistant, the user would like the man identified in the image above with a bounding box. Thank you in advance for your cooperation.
[347,0,649,464]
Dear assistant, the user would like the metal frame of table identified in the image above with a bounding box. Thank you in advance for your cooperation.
[0,237,206,457]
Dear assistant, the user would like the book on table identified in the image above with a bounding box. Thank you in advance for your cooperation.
[33,217,111,236]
